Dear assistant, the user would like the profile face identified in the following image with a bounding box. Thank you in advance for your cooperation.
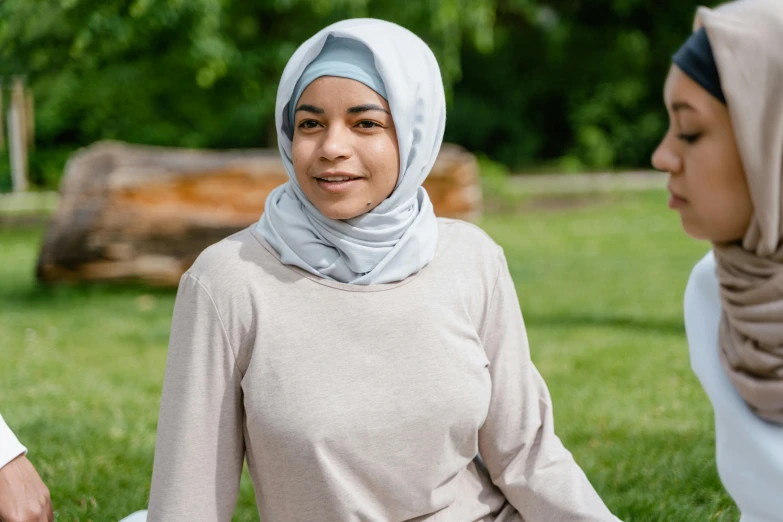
[291,76,400,221]
[652,65,752,243]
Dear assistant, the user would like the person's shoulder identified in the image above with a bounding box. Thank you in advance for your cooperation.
[188,227,256,272]
[184,226,274,290]
[685,251,718,304]
[683,252,725,381]
[437,218,503,259]
[684,250,721,331]
[435,218,506,284]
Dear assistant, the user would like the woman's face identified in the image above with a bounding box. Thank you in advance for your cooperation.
[652,65,753,243]
[291,76,400,220]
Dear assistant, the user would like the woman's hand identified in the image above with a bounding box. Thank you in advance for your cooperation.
[0,455,53,522]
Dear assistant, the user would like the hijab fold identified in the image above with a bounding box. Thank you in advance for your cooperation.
[695,0,783,423]
[257,19,445,285]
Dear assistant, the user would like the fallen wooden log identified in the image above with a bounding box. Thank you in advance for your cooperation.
[36,141,482,285]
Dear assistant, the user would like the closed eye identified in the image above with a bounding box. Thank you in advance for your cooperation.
[677,132,701,144]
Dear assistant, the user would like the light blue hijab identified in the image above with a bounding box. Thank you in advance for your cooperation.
[287,35,387,134]
[257,19,445,285]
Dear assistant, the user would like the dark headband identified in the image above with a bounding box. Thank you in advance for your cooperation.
[672,27,727,105]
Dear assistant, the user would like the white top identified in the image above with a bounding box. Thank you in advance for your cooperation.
[684,252,783,522]
[148,219,619,522]
[0,413,27,469]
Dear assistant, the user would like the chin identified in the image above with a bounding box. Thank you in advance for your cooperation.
[318,202,368,221]
[680,218,710,242]
[681,220,745,244]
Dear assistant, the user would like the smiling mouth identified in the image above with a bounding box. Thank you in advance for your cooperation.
[314,175,363,194]
[316,176,362,182]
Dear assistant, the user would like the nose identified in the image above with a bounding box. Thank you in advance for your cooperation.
[319,124,352,163]
[651,136,682,175]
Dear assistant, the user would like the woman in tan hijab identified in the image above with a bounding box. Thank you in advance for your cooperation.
[652,1,783,520]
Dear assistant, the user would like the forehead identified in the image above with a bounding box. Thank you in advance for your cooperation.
[299,76,385,103]
[664,66,694,100]
[664,65,720,113]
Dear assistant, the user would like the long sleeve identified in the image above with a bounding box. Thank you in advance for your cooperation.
[477,253,619,522]
[147,273,245,522]
[0,414,27,469]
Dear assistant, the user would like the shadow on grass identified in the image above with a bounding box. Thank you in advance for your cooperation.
[0,279,178,310]
[524,312,684,335]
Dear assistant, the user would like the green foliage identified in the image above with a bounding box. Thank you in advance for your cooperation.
[0,148,72,192]
[0,0,494,151]
[0,0,720,185]
[0,152,9,192]
[446,0,707,170]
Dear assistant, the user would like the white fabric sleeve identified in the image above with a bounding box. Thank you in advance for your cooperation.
[0,413,28,470]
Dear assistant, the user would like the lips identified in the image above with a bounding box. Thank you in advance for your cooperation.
[667,184,687,201]
[314,172,364,194]
[667,184,687,209]
[314,171,362,182]
[317,176,360,182]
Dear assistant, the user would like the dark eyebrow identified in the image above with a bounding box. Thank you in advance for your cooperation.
[294,104,324,114]
[671,101,696,113]
[347,104,390,115]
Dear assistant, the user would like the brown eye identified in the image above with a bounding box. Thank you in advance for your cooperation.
[298,120,321,129]
[356,120,381,129]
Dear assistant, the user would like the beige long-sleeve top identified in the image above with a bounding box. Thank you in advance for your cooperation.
[147,218,619,522]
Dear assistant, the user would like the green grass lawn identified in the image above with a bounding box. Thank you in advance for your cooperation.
[0,189,737,521]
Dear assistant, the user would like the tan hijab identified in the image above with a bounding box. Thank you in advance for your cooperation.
[696,0,783,423]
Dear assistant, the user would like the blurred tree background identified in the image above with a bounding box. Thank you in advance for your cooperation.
[0,0,706,191]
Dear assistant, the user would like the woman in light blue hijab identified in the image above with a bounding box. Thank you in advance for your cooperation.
[144,18,620,522]
[258,24,443,285]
